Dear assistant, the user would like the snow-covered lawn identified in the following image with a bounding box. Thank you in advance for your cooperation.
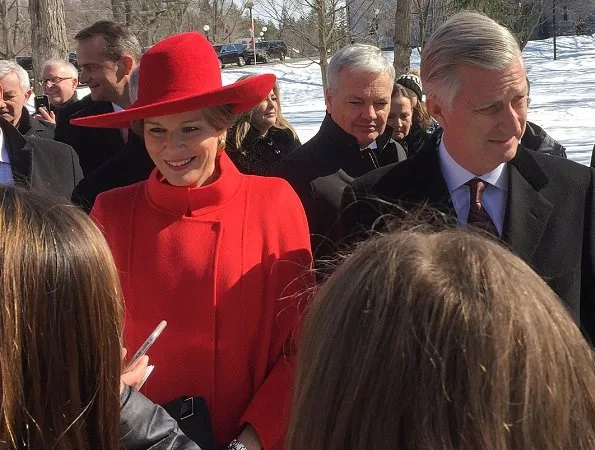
[222,35,595,166]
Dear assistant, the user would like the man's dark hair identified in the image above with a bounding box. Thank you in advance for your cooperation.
[75,21,141,62]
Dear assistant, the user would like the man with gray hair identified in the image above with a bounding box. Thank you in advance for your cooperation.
[34,59,79,124]
[342,11,595,339]
[0,60,55,139]
[275,43,406,261]
[54,20,141,175]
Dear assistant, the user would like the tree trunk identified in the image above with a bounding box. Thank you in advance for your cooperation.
[393,0,412,75]
[317,0,329,92]
[29,0,68,93]
[111,0,125,23]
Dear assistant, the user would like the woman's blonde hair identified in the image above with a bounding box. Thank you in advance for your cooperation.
[0,186,123,448]
[287,229,595,450]
[229,74,298,152]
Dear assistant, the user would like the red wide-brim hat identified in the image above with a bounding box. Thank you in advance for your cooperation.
[71,32,276,129]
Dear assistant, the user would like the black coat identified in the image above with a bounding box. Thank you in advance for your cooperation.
[54,99,124,175]
[225,125,300,175]
[341,133,595,340]
[16,107,55,140]
[521,121,567,158]
[274,113,407,260]
[52,91,80,124]
[0,116,82,200]
[120,385,201,449]
[72,132,154,213]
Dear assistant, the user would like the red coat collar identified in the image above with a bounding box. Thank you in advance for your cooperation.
[146,151,244,216]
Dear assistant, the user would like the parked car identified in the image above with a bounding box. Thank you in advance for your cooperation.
[242,43,269,65]
[213,44,246,68]
[16,56,34,82]
[243,40,288,65]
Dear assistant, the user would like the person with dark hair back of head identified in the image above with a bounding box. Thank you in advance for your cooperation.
[0,185,200,449]
[54,20,141,175]
[287,229,595,450]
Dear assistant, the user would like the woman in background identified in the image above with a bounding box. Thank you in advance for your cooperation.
[287,229,595,450]
[387,84,414,152]
[395,72,434,155]
[0,186,198,449]
[227,75,300,175]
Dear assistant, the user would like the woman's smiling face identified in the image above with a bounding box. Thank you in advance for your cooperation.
[144,109,224,187]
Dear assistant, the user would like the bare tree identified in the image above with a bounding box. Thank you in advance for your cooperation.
[29,0,68,91]
[393,0,412,75]
[259,0,370,92]
[0,0,30,58]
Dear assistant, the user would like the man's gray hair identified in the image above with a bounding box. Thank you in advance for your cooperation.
[327,43,395,93]
[129,65,140,103]
[0,60,30,93]
[420,11,523,109]
[41,59,79,79]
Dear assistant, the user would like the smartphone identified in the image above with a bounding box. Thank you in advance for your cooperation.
[125,320,167,371]
[34,95,50,113]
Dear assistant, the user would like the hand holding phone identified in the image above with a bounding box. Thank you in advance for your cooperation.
[125,320,167,372]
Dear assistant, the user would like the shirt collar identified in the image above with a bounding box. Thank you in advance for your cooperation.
[438,138,508,193]
[362,140,378,151]
[111,103,124,113]
[0,127,8,163]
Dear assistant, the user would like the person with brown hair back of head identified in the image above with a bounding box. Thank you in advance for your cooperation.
[287,228,595,450]
[0,185,200,449]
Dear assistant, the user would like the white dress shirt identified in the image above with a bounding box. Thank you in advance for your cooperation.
[438,139,508,235]
[112,102,129,143]
[0,127,14,185]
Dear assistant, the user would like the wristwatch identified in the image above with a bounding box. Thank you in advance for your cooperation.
[227,439,248,450]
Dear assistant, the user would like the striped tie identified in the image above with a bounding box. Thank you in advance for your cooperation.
[466,178,498,236]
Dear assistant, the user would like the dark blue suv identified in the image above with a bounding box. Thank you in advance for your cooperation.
[213,44,246,68]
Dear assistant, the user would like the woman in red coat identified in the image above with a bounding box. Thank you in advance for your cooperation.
[71,32,313,450]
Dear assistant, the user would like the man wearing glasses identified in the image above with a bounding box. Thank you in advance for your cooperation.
[0,60,55,140]
[35,59,79,124]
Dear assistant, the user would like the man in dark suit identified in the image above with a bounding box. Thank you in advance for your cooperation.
[54,20,140,175]
[274,43,406,260]
[0,60,55,140]
[342,11,595,339]
[72,67,154,212]
[0,82,82,199]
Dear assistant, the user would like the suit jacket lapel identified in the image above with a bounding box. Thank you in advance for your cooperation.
[0,117,31,186]
[407,131,455,217]
[502,147,553,263]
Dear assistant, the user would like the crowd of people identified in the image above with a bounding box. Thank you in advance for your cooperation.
[0,9,594,450]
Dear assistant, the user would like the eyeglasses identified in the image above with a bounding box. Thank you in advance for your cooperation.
[38,76,73,87]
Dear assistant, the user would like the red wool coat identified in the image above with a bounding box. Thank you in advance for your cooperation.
[92,152,312,449]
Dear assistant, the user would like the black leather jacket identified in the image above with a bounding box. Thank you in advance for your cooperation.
[120,385,201,449]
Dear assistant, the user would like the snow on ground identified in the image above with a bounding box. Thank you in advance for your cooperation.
[222,35,595,166]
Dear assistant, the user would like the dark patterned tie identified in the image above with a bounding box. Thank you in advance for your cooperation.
[465,178,499,236]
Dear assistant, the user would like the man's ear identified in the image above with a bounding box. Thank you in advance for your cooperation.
[72,77,79,89]
[24,89,32,102]
[426,95,446,127]
[324,87,332,114]
[120,54,135,76]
